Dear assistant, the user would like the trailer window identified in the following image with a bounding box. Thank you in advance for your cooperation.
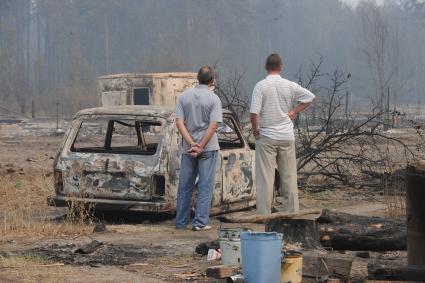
[71,119,163,155]
[133,88,150,105]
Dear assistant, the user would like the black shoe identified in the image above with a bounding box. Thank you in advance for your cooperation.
[192,225,212,231]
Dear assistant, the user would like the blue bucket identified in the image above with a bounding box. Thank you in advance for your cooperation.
[240,231,283,283]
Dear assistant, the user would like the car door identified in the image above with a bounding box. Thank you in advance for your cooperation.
[218,114,254,204]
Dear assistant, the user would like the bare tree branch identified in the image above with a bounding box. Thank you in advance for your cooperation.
[295,58,419,186]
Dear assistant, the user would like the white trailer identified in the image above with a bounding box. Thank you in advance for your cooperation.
[97,72,197,108]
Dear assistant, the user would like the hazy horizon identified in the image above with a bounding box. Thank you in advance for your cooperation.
[0,0,424,117]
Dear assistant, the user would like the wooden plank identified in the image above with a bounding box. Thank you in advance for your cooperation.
[216,208,322,224]
[303,255,352,280]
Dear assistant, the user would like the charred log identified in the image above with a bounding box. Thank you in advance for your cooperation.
[367,261,425,281]
[318,209,406,251]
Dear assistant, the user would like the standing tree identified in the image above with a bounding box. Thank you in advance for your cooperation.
[358,2,400,114]
[214,71,250,127]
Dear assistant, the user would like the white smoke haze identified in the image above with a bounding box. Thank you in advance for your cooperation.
[0,0,424,116]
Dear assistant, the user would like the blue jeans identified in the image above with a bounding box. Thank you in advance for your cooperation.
[175,150,218,228]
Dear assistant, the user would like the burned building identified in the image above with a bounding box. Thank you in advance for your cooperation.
[97,73,198,108]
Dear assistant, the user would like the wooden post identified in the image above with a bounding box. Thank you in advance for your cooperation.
[104,15,111,74]
[406,160,425,267]
[56,97,59,130]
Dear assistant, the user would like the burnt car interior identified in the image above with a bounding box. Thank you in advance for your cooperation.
[218,116,245,149]
[71,118,162,155]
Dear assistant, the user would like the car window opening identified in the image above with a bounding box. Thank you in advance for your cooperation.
[71,119,163,155]
[218,116,244,149]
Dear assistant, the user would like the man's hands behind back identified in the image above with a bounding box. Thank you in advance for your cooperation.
[188,143,203,158]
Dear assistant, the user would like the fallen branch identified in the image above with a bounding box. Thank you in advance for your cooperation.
[35,263,65,267]
[217,208,322,224]
[1,263,65,269]
[174,272,201,280]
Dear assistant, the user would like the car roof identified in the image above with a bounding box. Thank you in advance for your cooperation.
[74,105,232,118]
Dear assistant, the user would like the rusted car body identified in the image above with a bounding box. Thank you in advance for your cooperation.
[48,105,256,214]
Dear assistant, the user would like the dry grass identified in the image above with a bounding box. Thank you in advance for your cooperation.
[0,256,71,283]
[304,174,330,186]
[0,256,150,283]
[0,256,141,283]
[0,173,92,241]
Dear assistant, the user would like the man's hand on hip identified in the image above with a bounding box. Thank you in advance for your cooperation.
[289,102,312,121]
[288,110,297,121]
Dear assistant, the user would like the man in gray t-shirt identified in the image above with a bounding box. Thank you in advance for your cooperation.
[175,66,222,231]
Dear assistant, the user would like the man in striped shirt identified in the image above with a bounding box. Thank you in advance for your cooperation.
[250,53,315,215]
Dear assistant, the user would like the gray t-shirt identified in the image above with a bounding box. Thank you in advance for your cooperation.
[175,84,223,152]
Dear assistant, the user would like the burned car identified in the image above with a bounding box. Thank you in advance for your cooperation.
[48,105,256,214]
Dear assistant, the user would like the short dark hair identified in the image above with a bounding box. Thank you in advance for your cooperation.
[265,53,283,71]
[197,66,215,85]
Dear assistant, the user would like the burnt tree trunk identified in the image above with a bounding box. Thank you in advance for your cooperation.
[266,217,321,248]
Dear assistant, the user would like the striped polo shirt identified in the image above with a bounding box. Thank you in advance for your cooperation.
[250,74,315,140]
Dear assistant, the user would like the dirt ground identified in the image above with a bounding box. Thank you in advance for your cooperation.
[0,121,405,282]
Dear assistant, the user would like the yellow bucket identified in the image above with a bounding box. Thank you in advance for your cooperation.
[281,255,302,283]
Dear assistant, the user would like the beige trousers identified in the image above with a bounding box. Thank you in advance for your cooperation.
[255,136,299,215]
